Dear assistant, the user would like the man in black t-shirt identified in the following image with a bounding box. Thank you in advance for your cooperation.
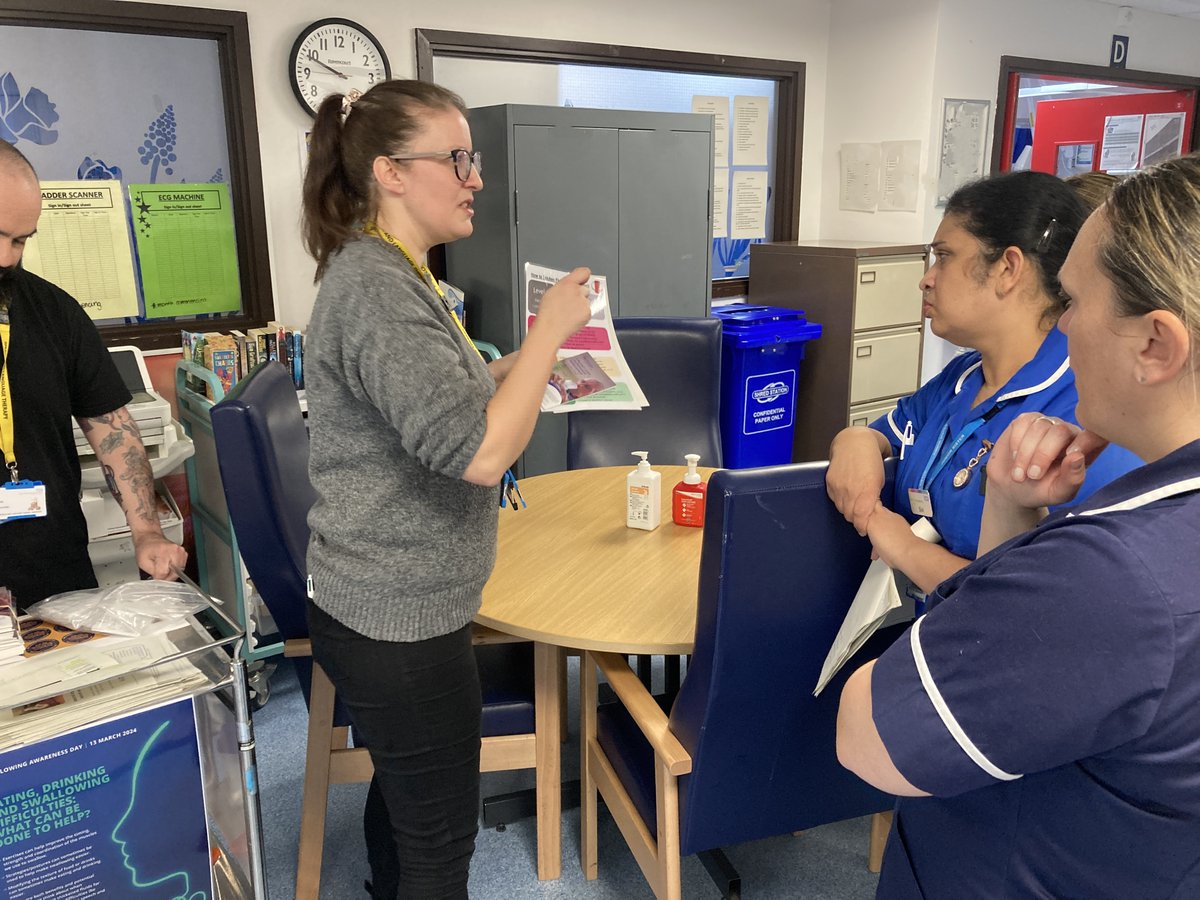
[0,142,186,610]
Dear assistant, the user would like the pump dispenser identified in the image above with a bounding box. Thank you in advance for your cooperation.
[626,451,662,530]
[672,454,708,527]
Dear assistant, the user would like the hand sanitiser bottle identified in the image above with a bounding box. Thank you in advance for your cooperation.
[672,454,707,527]
[626,451,662,531]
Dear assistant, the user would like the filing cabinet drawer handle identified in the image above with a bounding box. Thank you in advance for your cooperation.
[860,270,876,284]
[856,345,873,358]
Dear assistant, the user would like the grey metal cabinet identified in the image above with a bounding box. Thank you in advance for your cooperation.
[447,104,714,475]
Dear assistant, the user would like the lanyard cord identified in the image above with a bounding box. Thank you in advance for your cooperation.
[361,224,525,508]
[0,323,16,482]
[361,222,479,356]
[916,405,1003,492]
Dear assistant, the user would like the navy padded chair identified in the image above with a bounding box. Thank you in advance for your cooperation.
[566,316,722,472]
[581,460,904,899]
[209,361,540,899]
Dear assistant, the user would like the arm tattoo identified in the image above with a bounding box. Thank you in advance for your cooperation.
[82,408,158,530]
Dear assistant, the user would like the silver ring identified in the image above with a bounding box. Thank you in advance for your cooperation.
[1036,415,1058,425]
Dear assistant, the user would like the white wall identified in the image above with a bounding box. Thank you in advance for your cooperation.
[925,0,1200,237]
[818,0,939,244]
[114,0,1200,333]
[913,0,1200,373]
[116,0,833,328]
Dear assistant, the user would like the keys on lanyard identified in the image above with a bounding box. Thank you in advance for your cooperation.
[952,439,994,490]
[500,470,526,510]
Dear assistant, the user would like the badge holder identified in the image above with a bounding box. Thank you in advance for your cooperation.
[0,476,47,523]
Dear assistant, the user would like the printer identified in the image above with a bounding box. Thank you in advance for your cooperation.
[73,346,195,587]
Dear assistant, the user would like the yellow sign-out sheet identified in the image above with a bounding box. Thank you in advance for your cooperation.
[21,180,140,320]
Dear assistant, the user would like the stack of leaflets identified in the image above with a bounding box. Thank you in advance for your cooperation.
[524,263,649,413]
[0,618,211,751]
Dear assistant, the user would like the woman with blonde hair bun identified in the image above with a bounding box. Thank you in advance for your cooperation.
[838,153,1200,898]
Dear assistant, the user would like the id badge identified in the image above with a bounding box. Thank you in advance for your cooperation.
[895,570,929,617]
[0,480,48,522]
[908,487,933,518]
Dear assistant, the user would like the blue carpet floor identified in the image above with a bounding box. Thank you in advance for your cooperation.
[252,658,882,899]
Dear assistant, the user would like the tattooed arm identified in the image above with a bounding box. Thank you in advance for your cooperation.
[77,407,187,580]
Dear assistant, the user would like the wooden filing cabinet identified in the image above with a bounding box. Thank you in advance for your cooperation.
[748,241,926,461]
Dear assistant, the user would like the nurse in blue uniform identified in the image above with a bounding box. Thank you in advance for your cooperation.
[837,153,1200,899]
[826,171,1139,593]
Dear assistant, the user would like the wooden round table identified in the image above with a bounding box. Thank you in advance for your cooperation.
[480,465,714,654]
[477,464,714,881]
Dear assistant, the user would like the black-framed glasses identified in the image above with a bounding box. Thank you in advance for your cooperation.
[389,148,482,182]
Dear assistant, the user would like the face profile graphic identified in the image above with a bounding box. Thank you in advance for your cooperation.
[110,718,210,900]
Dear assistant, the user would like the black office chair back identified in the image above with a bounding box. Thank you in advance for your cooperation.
[668,460,902,856]
[566,317,722,470]
[210,362,316,645]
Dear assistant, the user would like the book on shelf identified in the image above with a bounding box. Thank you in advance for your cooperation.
[181,323,306,398]
[291,330,305,389]
[201,333,239,400]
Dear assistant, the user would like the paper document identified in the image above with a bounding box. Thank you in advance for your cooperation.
[540,352,616,411]
[523,263,648,412]
[814,518,941,696]
[21,180,141,320]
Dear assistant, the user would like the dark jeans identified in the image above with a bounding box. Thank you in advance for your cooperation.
[307,599,481,900]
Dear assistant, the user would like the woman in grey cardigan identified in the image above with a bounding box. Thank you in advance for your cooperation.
[300,79,591,898]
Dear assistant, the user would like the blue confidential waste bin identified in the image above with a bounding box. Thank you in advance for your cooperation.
[712,305,823,468]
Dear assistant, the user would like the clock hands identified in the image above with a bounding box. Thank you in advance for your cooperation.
[308,56,348,79]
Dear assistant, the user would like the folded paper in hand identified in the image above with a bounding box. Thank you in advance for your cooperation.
[523,262,649,412]
[813,517,941,696]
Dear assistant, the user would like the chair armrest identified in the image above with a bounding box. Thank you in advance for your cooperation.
[592,651,692,776]
[284,638,312,657]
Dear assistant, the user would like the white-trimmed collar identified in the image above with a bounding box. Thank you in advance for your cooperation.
[1071,476,1200,517]
[952,328,1073,405]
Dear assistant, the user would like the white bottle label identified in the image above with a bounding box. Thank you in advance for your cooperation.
[629,484,650,521]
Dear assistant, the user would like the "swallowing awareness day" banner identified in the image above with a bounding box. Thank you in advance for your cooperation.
[0,697,211,900]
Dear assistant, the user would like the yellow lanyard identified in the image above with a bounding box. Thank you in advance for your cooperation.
[361,223,525,509]
[0,323,17,481]
[362,222,479,356]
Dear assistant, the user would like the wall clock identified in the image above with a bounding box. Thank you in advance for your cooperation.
[289,18,391,117]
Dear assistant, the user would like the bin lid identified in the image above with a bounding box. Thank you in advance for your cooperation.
[713,304,822,348]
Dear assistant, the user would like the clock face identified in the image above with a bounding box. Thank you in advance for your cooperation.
[290,19,391,116]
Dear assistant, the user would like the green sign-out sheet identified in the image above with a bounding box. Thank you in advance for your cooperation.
[129,183,241,317]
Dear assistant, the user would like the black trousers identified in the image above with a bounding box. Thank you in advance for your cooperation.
[307,599,481,899]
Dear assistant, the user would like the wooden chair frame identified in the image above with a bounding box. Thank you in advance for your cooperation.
[288,626,542,899]
[581,651,888,900]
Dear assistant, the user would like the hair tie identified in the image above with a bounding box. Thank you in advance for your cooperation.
[341,89,363,118]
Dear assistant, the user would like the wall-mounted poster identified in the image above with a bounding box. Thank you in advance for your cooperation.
[128,183,242,318]
[1100,114,1145,171]
[0,697,211,899]
[937,98,990,206]
[21,181,140,320]
[0,20,243,327]
[840,143,881,212]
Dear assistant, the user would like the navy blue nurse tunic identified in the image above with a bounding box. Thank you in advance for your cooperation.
[871,439,1200,899]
